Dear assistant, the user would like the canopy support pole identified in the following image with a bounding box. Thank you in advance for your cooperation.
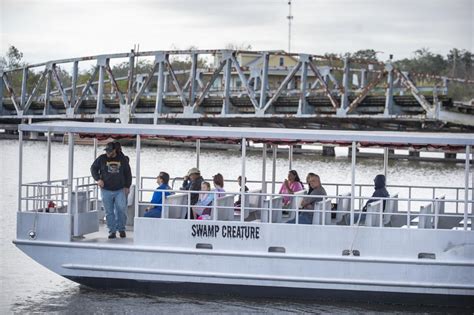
[47,131,51,183]
[67,132,74,215]
[350,141,356,225]
[272,145,277,195]
[262,143,267,194]
[196,139,200,169]
[93,138,98,159]
[464,145,471,230]
[18,130,23,212]
[240,138,247,222]
[135,134,141,219]
[289,145,293,170]
[383,147,388,179]
[46,131,52,202]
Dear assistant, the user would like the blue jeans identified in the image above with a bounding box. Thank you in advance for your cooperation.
[101,188,127,233]
[287,213,313,224]
[144,207,162,218]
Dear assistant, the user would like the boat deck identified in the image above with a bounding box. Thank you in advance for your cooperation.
[72,224,134,245]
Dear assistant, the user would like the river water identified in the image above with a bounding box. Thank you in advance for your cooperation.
[0,139,470,313]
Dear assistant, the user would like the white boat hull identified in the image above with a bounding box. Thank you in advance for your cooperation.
[14,218,474,305]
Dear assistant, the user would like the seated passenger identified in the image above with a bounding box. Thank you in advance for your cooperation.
[363,174,390,211]
[279,170,304,207]
[306,172,317,194]
[181,167,204,219]
[351,174,390,225]
[193,181,214,220]
[144,172,172,218]
[234,176,249,210]
[213,173,225,198]
[288,174,327,224]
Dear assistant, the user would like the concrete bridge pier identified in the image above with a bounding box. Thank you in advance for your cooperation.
[322,146,335,156]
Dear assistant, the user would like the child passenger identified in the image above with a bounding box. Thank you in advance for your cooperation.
[213,173,225,198]
[192,181,214,220]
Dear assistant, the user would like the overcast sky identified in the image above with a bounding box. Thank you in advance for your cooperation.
[1,0,472,64]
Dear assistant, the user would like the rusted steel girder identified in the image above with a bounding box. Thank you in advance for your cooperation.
[2,73,21,114]
[397,69,436,117]
[346,70,387,114]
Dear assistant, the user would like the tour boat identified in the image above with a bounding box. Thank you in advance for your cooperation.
[13,121,474,306]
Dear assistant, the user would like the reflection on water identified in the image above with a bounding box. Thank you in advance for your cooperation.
[0,139,470,313]
[9,286,460,314]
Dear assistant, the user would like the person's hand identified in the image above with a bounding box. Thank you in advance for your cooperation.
[124,187,130,195]
[284,179,290,189]
[96,180,104,188]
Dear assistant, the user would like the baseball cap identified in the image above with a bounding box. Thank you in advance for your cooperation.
[104,142,115,153]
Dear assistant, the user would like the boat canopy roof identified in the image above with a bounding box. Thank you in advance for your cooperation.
[19,121,474,149]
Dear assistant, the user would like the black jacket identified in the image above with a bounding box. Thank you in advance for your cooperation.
[364,174,390,211]
[90,153,132,191]
[181,176,204,205]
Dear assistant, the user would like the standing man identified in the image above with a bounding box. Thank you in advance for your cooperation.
[91,142,132,239]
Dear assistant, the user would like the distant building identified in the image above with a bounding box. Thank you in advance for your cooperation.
[207,51,316,92]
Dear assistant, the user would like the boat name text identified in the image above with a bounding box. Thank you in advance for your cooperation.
[191,224,260,240]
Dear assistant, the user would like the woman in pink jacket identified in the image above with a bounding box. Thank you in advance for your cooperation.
[279,170,305,207]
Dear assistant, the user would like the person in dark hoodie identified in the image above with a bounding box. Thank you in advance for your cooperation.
[91,142,132,239]
[363,174,390,211]
[349,174,390,225]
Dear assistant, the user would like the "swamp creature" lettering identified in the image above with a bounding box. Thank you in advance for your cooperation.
[191,224,260,240]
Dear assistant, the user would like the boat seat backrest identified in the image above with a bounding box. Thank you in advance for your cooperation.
[312,199,332,225]
[162,193,189,219]
[383,193,398,225]
[433,195,446,228]
[335,192,351,223]
[243,189,262,219]
[288,190,307,222]
[418,203,433,229]
[127,184,135,207]
[433,195,461,229]
[261,196,284,223]
[215,195,235,221]
[365,200,383,227]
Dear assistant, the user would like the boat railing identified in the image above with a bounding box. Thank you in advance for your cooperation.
[141,176,469,215]
[21,182,69,213]
[19,176,100,214]
[136,187,471,230]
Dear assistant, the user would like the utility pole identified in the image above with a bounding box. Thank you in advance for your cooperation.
[287,0,293,53]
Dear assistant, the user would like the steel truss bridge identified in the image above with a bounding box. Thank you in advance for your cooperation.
[1,49,473,131]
